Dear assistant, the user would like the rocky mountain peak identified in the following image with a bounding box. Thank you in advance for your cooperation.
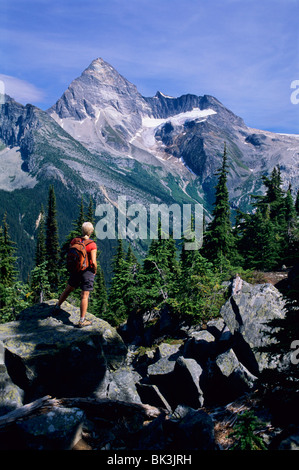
[48,58,152,154]
[80,57,140,95]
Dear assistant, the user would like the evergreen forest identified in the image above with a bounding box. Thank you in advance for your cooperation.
[1,146,298,328]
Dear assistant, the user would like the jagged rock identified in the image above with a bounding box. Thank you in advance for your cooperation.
[288,263,299,295]
[172,357,204,408]
[96,366,142,404]
[16,406,85,450]
[206,318,226,339]
[155,342,183,360]
[133,413,167,450]
[198,348,258,407]
[0,363,24,416]
[215,349,257,391]
[220,280,286,375]
[0,300,127,402]
[147,342,182,376]
[183,330,217,365]
[278,429,299,450]
[167,405,217,450]
[148,356,177,376]
[0,340,24,415]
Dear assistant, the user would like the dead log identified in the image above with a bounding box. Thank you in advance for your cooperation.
[0,395,56,429]
[0,395,163,430]
[58,397,164,420]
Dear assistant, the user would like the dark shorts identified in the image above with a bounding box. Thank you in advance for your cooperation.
[68,269,95,291]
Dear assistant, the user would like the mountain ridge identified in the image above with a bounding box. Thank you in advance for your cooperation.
[0,57,299,279]
[47,57,299,203]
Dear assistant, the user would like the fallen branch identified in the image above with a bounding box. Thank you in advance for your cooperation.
[58,397,163,420]
[0,395,163,430]
[0,395,55,429]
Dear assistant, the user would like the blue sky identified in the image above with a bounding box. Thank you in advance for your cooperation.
[1,0,298,133]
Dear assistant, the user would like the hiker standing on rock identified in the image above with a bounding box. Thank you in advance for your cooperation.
[55,222,97,327]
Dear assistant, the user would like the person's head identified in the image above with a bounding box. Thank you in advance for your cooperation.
[81,222,94,238]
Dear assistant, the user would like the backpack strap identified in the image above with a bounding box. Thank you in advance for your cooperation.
[82,239,95,269]
[83,239,93,245]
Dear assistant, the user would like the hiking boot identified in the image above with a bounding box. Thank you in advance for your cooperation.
[77,319,92,328]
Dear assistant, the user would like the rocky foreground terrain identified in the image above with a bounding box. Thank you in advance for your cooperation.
[0,272,298,451]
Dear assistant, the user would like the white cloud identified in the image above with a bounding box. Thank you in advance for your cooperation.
[0,74,45,105]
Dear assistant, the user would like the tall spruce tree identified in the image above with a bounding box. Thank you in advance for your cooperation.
[0,214,30,321]
[237,206,279,271]
[108,240,130,325]
[31,206,51,303]
[137,220,179,312]
[87,196,96,238]
[237,167,299,269]
[202,144,236,271]
[254,166,285,220]
[0,213,17,287]
[295,189,299,216]
[45,185,60,291]
[35,205,46,266]
[281,185,299,265]
[73,197,85,235]
[174,219,226,323]
[89,267,108,318]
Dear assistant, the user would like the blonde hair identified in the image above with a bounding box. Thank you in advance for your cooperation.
[81,222,94,238]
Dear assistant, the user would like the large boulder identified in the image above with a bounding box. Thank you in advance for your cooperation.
[0,300,128,403]
[16,406,85,450]
[0,340,24,415]
[0,362,24,416]
[220,278,286,375]
[167,405,217,450]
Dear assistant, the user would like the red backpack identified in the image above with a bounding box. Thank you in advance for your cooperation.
[67,238,93,273]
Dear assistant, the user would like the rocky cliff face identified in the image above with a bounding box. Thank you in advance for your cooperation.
[0,278,295,450]
[48,57,299,207]
[1,57,299,281]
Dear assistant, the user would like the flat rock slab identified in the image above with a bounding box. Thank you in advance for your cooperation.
[0,300,127,401]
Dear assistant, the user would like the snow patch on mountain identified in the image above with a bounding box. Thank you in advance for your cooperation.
[0,147,37,191]
[129,108,217,157]
[143,108,216,128]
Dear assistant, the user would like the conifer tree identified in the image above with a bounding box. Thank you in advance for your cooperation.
[89,267,108,318]
[107,239,130,324]
[238,207,279,271]
[35,205,46,266]
[0,214,30,321]
[0,213,17,287]
[237,168,299,269]
[45,185,60,291]
[174,219,226,323]
[137,220,179,312]
[73,196,85,235]
[202,144,236,271]
[281,185,299,265]
[295,189,299,216]
[31,206,51,303]
[87,196,96,238]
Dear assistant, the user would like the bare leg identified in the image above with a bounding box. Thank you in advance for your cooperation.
[57,284,75,307]
[80,290,90,321]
